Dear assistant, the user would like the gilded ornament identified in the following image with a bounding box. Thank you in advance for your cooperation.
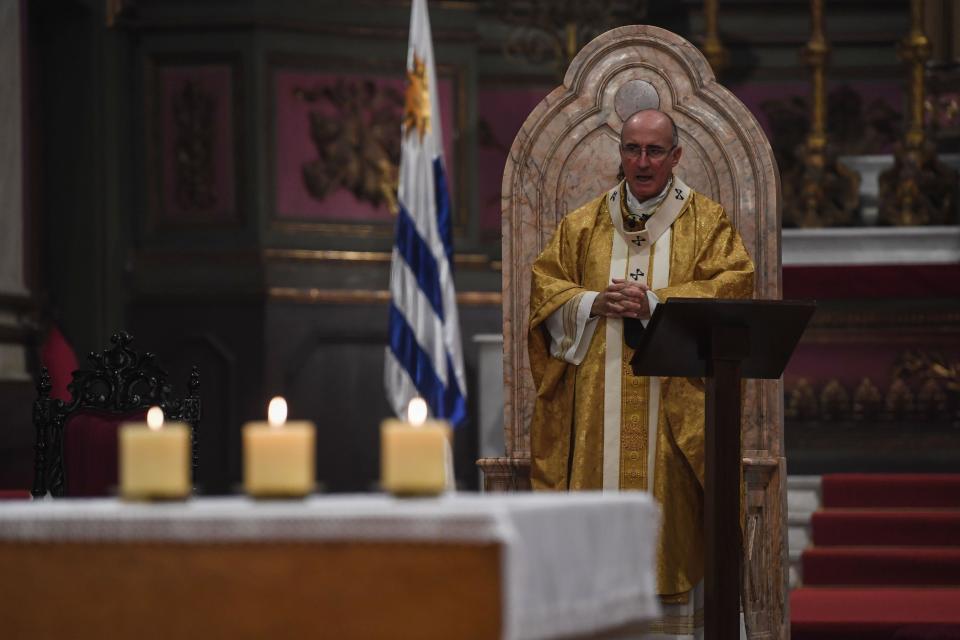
[495,1,648,79]
[893,350,960,424]
[878,140,958,226]
[894,350,960,394]
[403,54,431,142]
[172,80,218,213]
[700,0,728,74]
[916,378,948,421]
[852,378,882,422]
[877,0,959,226]
[818,379,849,421]
[782,0,860,228]
[764,87,897,228]
[105,0,128,28]
[930,361,960,393]
[883,378,915,421]
[786,379,818,420]
[295,79,402,213]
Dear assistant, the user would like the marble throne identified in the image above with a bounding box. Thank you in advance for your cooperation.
[477,25,788,638]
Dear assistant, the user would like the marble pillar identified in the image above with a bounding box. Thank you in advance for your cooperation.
[0,0,30,382]
[473,334,505,488]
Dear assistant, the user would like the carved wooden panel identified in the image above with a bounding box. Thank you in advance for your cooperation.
[145,56,243,229]
[743,456,789,639]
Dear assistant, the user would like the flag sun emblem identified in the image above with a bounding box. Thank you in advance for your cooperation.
[403,53,431,142]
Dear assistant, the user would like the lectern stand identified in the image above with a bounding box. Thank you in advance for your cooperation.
[628,298,815,640]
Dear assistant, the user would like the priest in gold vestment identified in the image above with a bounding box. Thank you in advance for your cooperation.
[528,110,754,629]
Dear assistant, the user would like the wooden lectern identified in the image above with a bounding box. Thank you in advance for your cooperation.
[628,297,815,640]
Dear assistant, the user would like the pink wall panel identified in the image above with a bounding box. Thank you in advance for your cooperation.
[274,69,456,223]
[786,342,904,392]
[477,86,551,235]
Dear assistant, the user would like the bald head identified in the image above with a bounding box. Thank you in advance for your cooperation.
[621,109,679,147]
[619,109,682,201]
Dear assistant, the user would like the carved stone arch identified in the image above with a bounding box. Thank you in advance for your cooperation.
[485,24,787,638]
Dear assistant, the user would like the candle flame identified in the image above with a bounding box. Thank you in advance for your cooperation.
[407,397,428,427]
[146,406,164,431]
[268,396,288,428]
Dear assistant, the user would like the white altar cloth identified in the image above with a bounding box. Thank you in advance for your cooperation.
[0,492,660,640]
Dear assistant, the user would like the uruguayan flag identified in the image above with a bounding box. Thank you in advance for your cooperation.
[385,0,467,426]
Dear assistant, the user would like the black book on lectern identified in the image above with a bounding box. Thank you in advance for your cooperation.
[627,297,816,379]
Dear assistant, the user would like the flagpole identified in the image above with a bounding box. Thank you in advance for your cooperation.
[385,0,467,428]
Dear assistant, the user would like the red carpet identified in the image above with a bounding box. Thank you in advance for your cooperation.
[803,547,960,586]
[792,588,960,640]
[792,474,960,639]
[812,511,960,547]
[821,473,960,509]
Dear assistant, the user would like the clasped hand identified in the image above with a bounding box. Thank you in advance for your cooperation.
[590,279,650,319]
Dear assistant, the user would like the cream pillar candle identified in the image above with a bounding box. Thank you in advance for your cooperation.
[381,398,452,496]
[119,406,191,500]
[243,397,315,497]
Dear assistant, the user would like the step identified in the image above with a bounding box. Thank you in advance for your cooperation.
[812,510,960,547]
[803,547,960,586]
[788,475,823,518]
[789,521,812,555]
[788,475,821,572]
[791,586,960,640]
[822,474,960,509]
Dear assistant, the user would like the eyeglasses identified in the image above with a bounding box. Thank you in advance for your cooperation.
[620,144,674,160]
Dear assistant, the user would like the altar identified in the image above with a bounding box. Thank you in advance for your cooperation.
[0,493,659,639]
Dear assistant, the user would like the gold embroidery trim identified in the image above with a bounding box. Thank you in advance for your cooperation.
[644,608,705,635]
[557,292,583,357]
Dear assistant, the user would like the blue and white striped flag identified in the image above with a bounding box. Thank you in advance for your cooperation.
[385,0,467,426]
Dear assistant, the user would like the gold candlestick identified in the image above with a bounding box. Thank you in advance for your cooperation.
[878,0,957,226]
[786,0,859,227]
[701,0,729,75]
[902,0,931,150]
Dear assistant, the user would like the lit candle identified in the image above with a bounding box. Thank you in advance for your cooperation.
[119,406,191,500]
[380,398,452,496]
[243,397,316,497]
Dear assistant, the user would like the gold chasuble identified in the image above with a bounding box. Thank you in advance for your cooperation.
[528,177,754,600]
